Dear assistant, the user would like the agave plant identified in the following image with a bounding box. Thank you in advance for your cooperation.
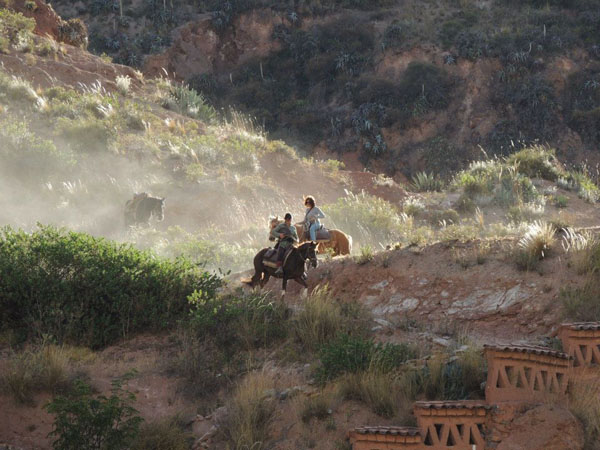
[411,171,444,192]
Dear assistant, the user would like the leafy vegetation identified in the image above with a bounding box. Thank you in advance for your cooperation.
[0,225,221,348]
[45,375,143,450]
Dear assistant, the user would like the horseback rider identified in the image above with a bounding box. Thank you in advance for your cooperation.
[271,212,299,276]
[304,196,326,241]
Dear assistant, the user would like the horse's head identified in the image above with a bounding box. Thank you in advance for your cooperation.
[154,197,165,221]
[304,241,318,268]
[268,215,281,241]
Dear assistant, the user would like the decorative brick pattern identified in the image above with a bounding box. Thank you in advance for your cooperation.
[484,345,571,404]
[349,324,600,450]
[348,427,423,450]
[559,322,600,369]
[414,401,489,450]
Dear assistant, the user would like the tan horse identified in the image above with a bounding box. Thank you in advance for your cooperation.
[269,217,352,256]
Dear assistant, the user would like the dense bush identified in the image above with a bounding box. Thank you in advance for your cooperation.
[0,226,221,348]
[316,334,416,383]
[506,145,563,181]
[46,376,143,450]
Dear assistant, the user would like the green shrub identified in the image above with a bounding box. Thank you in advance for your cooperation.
[355,245,374,265]
[0,226,221,348]
[45,376,143,450]
[165,84,216,123]
[188,291,289,350]
[554,194,569,208]
[316,334,416,383]
[506,145,563,181]
[0,9,35,46]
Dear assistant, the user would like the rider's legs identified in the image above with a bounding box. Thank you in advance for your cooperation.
[309,221,320,241]
[275,245,286,275]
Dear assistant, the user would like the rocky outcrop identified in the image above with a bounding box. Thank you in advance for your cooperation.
[496,405,584,450]
[143,9,282,80]
[9,0,88,48]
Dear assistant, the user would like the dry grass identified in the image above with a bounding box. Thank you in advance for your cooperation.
[562,228,600,274]
[292,286,346,352]
[0,343,77,404]
[299,393,334,423]
[223,371,276,450]
[131,416,190,450]
[338,368,413,420]
[570,377,600,449]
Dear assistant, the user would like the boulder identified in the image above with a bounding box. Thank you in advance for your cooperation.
[497,404,584,450]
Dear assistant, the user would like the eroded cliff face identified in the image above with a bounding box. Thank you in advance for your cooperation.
[138,6,599,177]
[143,9,282,79]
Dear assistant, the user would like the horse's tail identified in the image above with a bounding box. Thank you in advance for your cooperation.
[347,233,353,255]
[246,248,268,287]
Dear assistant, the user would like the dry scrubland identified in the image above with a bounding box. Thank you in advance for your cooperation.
[1,3,600,450]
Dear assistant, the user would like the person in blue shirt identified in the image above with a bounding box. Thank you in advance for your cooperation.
[304,196,325,241]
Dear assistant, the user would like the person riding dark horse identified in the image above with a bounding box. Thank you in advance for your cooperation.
[270,212,299,276]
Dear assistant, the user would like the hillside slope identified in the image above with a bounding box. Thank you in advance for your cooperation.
[50,0,600,178]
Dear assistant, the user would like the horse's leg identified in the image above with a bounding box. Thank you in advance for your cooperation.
[261,272,270,288]
[281,277,288,298]
[294,277,308,298]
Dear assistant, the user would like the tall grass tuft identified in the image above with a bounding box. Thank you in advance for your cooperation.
[570,379,600,449]
[223,371,276,450]
[131,416,189,450]
[338,369,412,419]
[292,286,349,353]
[515,221,555,270]
[1,343,73,404]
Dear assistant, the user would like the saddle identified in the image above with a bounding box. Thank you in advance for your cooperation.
[304,226,331,242]
[263,247,293,269]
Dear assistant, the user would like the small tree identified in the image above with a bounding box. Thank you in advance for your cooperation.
[45,375,142,450]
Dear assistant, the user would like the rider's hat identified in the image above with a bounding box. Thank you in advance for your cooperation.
[284,212,292,220]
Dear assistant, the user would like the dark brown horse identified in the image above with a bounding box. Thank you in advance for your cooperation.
[124,193,165,226]
[243,241,318,298]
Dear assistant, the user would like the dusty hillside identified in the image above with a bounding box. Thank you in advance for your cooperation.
[49,0,600,178]
[2,3,600,450]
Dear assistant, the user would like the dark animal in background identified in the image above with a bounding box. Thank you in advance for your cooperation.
[124,193,165,226]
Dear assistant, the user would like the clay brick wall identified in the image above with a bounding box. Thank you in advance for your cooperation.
[559,323,600,370]
[484,345,571,404]
[414,401,489,450]
[348,427,423,450]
